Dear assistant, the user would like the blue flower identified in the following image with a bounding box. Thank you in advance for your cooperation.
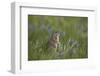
[47,25,53,35]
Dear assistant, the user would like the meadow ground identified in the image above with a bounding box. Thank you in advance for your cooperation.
[28,15,88,60]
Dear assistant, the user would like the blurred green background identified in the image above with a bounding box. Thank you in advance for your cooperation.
[28,15,88,60]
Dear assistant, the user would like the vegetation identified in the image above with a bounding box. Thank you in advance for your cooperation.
[28,15,88,60]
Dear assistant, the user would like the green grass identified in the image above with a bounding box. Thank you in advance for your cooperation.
[28,15,88,60]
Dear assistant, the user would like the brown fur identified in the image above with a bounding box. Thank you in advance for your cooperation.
[48,32,60,49]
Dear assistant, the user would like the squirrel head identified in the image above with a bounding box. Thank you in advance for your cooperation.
[52,32,60,41]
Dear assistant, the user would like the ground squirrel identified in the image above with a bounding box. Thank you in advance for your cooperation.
[48,32,60,50]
